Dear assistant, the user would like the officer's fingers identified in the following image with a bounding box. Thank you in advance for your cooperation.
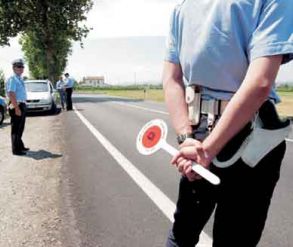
[182,160,193,174]
[185,168,197,182]
[177,159,189,173]
[172,156,184,167]
[185,166,201,182]
[171,152,182,164]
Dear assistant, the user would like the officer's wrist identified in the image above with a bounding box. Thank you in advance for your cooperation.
[202,141,218,162]
[177,133,193,145]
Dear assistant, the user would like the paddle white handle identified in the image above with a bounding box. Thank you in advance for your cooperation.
[160,141,220,185]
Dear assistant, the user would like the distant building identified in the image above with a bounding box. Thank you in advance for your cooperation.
[81,76,105,87]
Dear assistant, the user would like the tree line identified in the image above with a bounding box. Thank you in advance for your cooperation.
[0,0,93,84]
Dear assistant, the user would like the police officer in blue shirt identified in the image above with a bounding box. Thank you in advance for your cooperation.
[163,0,293,246]
[6,58,29,155]
[64,72,74,111]
[56,76,66,110]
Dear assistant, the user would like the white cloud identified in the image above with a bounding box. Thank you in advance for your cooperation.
[86,0,177,38]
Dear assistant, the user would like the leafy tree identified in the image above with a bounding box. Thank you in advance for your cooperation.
[0,69,5,96]
[0,0,93,82]
[19,31,72,82]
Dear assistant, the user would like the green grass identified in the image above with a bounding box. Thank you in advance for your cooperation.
[76,87,165,102]
[75,87,293,117]
[276,91,293,117]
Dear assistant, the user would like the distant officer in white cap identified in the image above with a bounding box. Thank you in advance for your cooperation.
[5,58,29,155]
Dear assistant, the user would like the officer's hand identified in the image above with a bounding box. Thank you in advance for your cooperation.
[171,139,211,181]
[172,156,201,181]
[15,107,22,117]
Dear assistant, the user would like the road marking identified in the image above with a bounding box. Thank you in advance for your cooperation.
[113,102,169,115]
[73,107,212,247]
[286,138,293,143]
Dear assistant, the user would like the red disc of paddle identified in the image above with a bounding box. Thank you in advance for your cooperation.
[136,119,168,155]
[142,125,162,148]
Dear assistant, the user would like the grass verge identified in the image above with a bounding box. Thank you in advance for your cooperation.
[75,88,292,117]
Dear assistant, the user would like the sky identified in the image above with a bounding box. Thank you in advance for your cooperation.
[0,0,292,84]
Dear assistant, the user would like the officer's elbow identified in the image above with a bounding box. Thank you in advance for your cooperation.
[251,77,273,101]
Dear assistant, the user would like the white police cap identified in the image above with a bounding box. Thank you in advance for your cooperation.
[12,58,25,66]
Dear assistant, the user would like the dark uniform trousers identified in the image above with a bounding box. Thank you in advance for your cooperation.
[65,87,73,110]
[166,122,286,247]
[9,103,27,153]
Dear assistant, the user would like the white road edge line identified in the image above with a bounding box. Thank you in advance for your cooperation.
[73,107,212,246]
[113,101,169,115]
[286,138,293,143]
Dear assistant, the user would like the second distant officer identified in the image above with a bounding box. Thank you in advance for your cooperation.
[64,73,74,111]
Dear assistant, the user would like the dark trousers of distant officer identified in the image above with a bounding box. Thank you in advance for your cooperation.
[9,103,27,154]
[58,89,66,109]
[65,87,73,110]
[166,123,286,247]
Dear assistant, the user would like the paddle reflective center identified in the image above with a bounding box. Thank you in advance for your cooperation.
[142,126,162,148]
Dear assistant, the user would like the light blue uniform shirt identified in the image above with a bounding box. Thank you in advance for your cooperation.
[5,74,27,102]
[64,77,74,88]
[56,80,65,90]
[165,0,293,101]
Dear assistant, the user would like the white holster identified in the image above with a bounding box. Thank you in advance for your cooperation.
[186,86,201,126]
[213,106,291,168]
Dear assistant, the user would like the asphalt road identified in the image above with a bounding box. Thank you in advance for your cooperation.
[60,94,293,247]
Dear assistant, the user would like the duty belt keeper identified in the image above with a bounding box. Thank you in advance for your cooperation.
[185,85,201,126]
[207,100,219,131]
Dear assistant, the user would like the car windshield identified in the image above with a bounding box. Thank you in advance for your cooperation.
[25,82,48,92]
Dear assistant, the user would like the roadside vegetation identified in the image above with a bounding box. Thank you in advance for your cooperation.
[276,91,293,117]
[76,84,165,101]
[76,84,293,117]
[0,0,93,83]
[0,69,5,96]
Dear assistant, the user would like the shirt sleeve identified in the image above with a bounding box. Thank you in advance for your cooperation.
[6,77,16,93]
[248,0,293,64]
[165,6,180,64]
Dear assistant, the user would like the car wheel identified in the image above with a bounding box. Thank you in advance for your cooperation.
[0,106,4,125]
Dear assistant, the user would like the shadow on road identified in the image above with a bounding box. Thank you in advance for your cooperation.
[26,107,62,118]
[25,149,62,160]
[0,122,10,129]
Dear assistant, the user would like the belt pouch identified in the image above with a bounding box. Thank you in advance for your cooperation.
[186,85,201,126]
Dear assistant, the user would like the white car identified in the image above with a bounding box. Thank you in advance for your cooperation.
[25,80,58,113]
[0,96,7,125]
